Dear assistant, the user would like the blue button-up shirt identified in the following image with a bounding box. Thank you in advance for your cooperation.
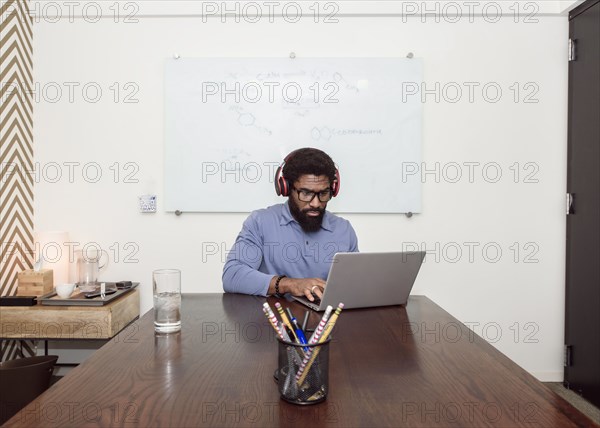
[222,202,359,296]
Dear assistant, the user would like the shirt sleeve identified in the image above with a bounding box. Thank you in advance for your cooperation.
[348,223,359,252]
[222,213,273,296]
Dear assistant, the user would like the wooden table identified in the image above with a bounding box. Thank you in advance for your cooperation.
[0,289,139,340]
[4,293,596,427]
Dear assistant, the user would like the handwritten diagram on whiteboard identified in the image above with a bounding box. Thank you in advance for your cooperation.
[164,57,423,213]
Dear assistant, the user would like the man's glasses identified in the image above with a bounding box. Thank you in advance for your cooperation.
[293,187,333,202]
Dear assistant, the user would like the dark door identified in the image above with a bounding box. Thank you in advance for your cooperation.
[565,0,600,408]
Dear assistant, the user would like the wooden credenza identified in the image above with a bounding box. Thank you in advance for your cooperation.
[0,289,139,341]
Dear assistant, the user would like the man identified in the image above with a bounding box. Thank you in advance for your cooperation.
[222,148,359,301]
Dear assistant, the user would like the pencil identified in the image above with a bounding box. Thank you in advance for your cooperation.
[262,304,283,340]
[275,302,297,343]
[308,305,333,344]
[296,303,344,385]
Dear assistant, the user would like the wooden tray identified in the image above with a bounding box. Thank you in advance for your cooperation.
[39,282,139,306]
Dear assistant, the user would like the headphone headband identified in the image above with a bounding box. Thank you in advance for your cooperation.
[274,150,340,197]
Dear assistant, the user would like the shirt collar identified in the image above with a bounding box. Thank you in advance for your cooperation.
[280,201,334,232]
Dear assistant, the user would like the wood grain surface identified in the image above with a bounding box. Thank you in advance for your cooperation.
[4,293,596,427]
[0,290,139,340]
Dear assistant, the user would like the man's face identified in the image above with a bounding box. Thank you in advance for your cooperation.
[288,174,331,233]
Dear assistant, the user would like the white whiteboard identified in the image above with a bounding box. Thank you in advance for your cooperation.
[164,57,422,213]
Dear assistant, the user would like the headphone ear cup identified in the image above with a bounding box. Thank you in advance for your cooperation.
[332,168,341,197]
[274,166,283,196]
[280,178,291,197]
[275,166,292,196]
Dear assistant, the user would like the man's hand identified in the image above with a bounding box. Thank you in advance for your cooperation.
[269,276,326,301]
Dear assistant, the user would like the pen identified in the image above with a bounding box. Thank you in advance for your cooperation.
[285,307,295,324]
[285,307,308,346]
[295,305,331,379]
[301,310,310,332]
[296,303,344,385]
[291,316,309,352]
[284,325,296,342]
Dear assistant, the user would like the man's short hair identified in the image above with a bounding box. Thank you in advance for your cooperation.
[282,148,337,186]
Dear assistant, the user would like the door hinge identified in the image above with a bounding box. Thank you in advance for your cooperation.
[566,193,574,215]
[564,345,572,367]
[568,38,576,61]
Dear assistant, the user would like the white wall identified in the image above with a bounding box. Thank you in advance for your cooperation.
[32,2,568,380]
[559,0,585,14]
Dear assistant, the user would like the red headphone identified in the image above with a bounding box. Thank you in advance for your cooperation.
[274,149,340,197]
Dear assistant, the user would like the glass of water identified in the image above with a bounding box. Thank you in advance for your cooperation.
[153,269,181,333]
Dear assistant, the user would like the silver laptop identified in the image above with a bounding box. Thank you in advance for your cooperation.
[293,251,425,311]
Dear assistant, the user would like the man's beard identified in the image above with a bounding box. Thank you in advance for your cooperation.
[289,198,325,233]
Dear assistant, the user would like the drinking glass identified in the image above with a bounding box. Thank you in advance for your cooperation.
[153,269,181,333]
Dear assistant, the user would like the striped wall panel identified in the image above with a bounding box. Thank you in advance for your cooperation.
[0,0,35,360]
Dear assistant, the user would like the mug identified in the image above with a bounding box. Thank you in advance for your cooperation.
[76,248,108,292]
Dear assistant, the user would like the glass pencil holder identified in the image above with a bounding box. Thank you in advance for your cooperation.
[276,333,331,405]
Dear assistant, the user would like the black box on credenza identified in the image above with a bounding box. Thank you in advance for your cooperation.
[0,296,37,306]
